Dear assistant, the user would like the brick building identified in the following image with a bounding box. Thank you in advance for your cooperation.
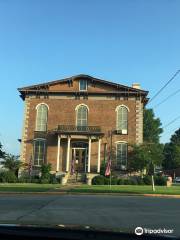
[18,74,148,184]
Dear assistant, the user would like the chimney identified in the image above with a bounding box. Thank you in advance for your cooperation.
[132,83,141,89]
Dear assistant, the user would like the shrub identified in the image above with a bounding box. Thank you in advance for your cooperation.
[123,179,133,185]
[154,176,166,186]
[41,163,51,178]
[40,178,50,184]
[143,175,152,185]
[110,177,118,185]
[0,171,17,183]
[49,174,58,184]
[135,177,144,185]
[100,160,106,176]
[117,178,124,185]
[104,177,110,185]
[92,175,105,185]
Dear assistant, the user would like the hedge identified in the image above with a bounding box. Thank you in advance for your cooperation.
[92,175,167,186]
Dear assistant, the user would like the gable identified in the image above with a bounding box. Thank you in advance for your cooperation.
[18,74,148,100]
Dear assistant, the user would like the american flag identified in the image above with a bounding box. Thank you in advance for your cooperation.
[105,150,111,176]
[28,154,33,176]
[70,150,75,175]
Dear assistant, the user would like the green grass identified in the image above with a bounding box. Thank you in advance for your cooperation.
[69,185,180,195]
[0,183,61,192]
[1,183,180,195]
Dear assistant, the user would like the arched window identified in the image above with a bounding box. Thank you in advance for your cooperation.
[116,105,129,133]
[35,104,48,131]
[76,104,88,127]
[116,142,128,170]
[33,139,46,166]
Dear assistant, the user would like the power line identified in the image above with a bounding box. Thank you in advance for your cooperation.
[153,88,180,109]
[162,115,180,129]
[148,69,180,105]
[128,69,180,126]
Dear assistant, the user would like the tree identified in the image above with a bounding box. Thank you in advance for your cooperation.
[143,108,163,143]
[0,142,5,159]
[163,128,180,169]
[3,154,22,177]
[128,143,164,174]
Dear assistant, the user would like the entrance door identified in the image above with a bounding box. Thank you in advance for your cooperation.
[72,148,87,173]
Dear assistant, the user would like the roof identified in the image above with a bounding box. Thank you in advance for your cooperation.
[18,74,148,100]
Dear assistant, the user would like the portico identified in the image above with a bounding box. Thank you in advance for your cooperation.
[55,133,102,174]
[50,124,104,177]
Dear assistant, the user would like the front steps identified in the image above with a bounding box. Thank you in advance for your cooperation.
[67,173,86,184]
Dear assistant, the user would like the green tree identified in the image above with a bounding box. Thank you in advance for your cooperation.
[3,154,22,177]
[0,142,5,158]
[143,108,163,143]
[163,128,180,169]
[128,143,163,174]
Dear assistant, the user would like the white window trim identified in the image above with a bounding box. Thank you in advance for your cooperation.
[75,104,89,127]
[35,103,49,110]
[35,103,49,131]
[33,138,46,166]
[115,105,129,133]
[115,141,128,170]
[79,79,88,91]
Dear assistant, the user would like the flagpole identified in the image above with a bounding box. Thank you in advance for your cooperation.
[110,130,113,190]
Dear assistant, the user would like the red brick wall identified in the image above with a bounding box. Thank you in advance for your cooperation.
[23,96,137,171]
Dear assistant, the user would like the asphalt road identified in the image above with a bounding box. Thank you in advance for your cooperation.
[0,194,179,236]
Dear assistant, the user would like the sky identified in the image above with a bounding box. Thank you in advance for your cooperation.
[0,0,180,155]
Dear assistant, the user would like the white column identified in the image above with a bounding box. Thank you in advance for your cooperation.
[97,138,101,173]
[88,137,91,173]
[66,135,71,172]
[56,135,61,172]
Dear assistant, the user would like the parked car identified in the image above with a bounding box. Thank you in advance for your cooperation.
[174,177,180,183]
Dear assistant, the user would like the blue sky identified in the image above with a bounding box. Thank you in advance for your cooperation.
[0,0,180,155]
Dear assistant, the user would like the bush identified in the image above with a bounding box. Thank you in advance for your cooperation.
[92,175,105,185]
[40,178,50,184]
[154,176,166,186]
[49,174,58,184]
[104,177,110,185]
[40,163,51,179]
[135,177,144,185]
[0,171,17,183]
[123,179,133,185]
[117,178,124,185]
[111,177,118,185]
[143,175,152,185]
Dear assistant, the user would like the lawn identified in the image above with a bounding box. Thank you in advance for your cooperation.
[1,183,180,195]
[69,185,180,195]
[0,183,61,192]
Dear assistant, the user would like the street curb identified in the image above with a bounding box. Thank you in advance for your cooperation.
[0,191,180,198]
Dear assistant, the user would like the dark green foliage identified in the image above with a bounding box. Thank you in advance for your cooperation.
[40,178,50,184]
[123,179,133,185]
[154,176,166,186]
[92,175,105,185]
[110,177,118,185]
[100,160,106,176]
[128,143,164,174]
[0,142,5,159]
[143,108,163,143]
[49,174,58,184]
[117,178,124,185]
[3,154,22,177]
[143,175,152,185]
[0,171,17,183]
[136,177,144,185]
[163,128,180,169]
[40,163,52,182]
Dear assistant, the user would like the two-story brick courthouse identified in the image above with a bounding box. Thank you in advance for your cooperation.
[18,74,148,184]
